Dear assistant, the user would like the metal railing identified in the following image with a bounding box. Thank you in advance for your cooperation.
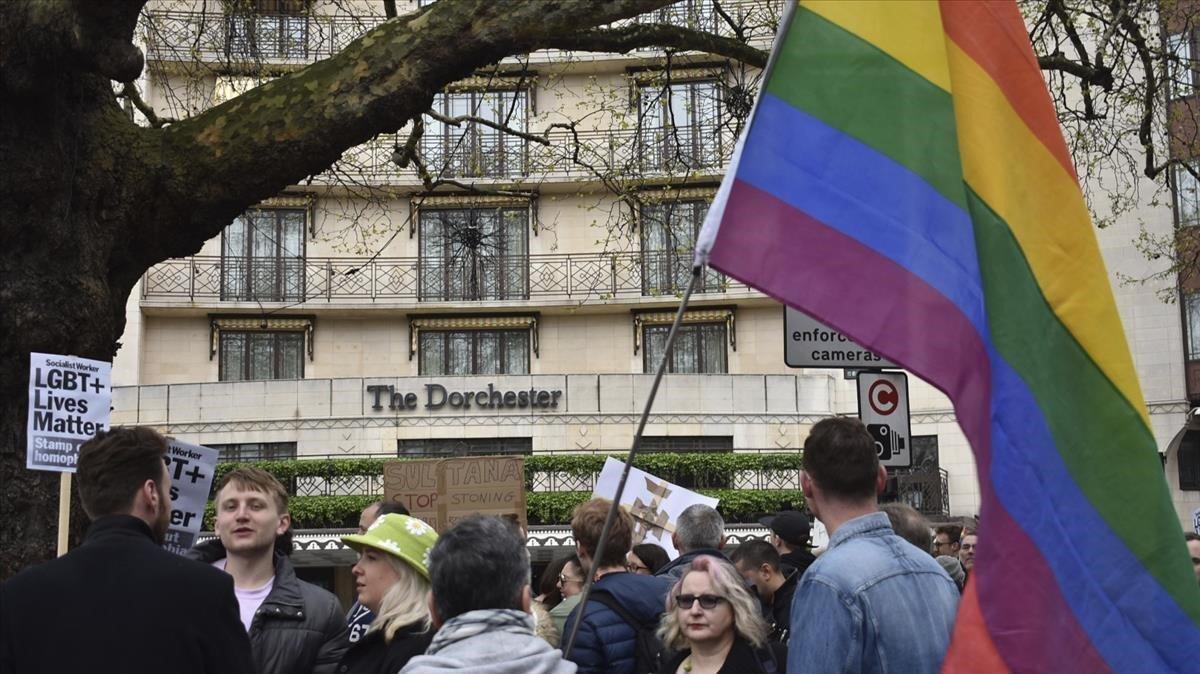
[252,454,950,518]
[141,1,783,68]
[142,250,742,303]
[329,124,735,183]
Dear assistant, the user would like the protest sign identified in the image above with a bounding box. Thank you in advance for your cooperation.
[27,352,112,472]
[162,439,218,555]
[1193,506,1199,534]
[593,457,719,559]
[384,456,527,532]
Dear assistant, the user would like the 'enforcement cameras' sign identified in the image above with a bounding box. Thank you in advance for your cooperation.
[26,353,112,473]
[784,308,895,369]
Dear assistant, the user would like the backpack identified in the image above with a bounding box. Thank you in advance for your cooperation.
[586,589,668,674]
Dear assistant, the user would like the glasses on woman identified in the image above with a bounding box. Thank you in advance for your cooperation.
[675,594,726,610]
[626,562,650,574]
[558,573,583,585]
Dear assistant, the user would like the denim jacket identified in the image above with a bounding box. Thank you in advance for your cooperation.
[786,512,959,674]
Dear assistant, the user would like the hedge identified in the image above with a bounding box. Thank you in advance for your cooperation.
[203,490,805,529]
[211,452,804,492]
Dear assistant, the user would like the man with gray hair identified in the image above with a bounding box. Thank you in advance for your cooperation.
[401,515,575,674]
[655,504,729,581]
[879,502,933,553]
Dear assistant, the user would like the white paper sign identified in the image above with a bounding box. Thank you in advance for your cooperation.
[593,457,720,559]
[26,353,112,473]
[162,439,219,555]
[1192,507,1200,535]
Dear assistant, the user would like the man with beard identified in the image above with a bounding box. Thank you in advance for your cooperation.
[0,426,253,674]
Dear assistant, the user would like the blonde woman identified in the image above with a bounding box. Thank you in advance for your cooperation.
[657,555,786,674]
[337,514,438,674]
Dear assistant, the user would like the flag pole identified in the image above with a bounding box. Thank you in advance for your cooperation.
[56,472,71,556]
[562,265,704,659]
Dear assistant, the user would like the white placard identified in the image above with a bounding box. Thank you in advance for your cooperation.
[162,439,219,555]
[593,457,719,559]
[26,353,112,473]
[1192,507,1200,535]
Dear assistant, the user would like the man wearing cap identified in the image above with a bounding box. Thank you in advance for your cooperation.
[761,510,817,578]
[336,513,438,673]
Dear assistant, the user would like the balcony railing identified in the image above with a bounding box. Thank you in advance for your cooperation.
[142,1,782,67]
[142,251,747,303]
[330,124,735,184]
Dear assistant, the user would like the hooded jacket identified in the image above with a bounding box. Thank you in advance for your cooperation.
[561,571,673,674]
[187,539,348,674]
[401,610,576,674]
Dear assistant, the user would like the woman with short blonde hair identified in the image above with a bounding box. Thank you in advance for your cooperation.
[657,555,785,673]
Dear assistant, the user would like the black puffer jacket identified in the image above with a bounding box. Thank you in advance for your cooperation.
[188,539,349,674]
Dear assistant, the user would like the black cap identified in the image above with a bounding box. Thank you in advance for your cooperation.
[759,511,811,547]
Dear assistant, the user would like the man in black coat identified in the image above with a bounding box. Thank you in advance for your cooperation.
[0,426,254,674]
[731,539,801,643]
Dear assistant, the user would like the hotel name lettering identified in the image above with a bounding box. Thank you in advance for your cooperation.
[367,382,562,412]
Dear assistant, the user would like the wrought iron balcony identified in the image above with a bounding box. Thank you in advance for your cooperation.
[141,1,783,68]
[330,124,735,183]
[142,251,745,303]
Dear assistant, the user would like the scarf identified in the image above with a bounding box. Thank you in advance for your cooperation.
[426,609,535,655]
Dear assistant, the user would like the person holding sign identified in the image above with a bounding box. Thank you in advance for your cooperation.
[188,467,348,674]
[336,513,438,674]
[0,427,253,674]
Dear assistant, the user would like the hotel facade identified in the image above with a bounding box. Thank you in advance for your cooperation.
[109,1,1196,580]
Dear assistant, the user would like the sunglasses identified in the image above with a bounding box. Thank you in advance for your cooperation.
[558,574,583,584]
[676,594,726,610]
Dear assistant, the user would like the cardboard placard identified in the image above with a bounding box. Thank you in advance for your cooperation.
[27,353,112,473]
[383,456,527,533]
[162,439,218,555]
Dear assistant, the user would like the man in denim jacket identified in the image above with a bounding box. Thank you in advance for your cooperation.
[788,418,960,674]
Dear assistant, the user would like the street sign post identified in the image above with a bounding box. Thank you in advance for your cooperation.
[784,307,895,369]
[856,371,912,468]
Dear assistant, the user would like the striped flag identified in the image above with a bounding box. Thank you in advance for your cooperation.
[695,2,1200,672]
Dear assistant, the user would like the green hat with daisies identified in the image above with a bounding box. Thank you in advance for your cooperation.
[341,513,439,580]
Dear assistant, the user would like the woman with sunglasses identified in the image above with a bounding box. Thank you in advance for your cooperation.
[658,555,785,674]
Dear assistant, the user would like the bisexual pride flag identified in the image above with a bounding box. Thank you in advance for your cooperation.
[695,2,1200,672]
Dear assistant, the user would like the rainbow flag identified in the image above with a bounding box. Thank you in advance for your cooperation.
[695,1,1200,671]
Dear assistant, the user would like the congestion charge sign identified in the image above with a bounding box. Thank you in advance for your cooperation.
[26,352,112,473]
[784,308,895,369]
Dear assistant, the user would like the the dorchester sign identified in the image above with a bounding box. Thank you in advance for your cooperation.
[367,382,562,412]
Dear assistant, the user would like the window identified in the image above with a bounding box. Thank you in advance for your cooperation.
[419,207,528,301]
[219,330,305,381]
[419,329,530,375]
[639,436,733,453]
[638,79,722,171]
[208,442,297,462]
[643,322,727,373]
[1175,163,1200,227]
[651,0,718,32]
[398,437,531,458]
[225,0,309,60]
[1187,292,1200,361]
[222,208,306,301]
[1168,31,1196,99]
[641,200,724,294]
[1178,431,1200,491]
[423,90,528,177]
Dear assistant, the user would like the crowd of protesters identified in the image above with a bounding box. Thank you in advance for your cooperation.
[3,418,1197,674]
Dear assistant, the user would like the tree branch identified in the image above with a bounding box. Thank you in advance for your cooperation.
[118,81,175,128]
[424,109,552,146]
[540,23,768,69]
